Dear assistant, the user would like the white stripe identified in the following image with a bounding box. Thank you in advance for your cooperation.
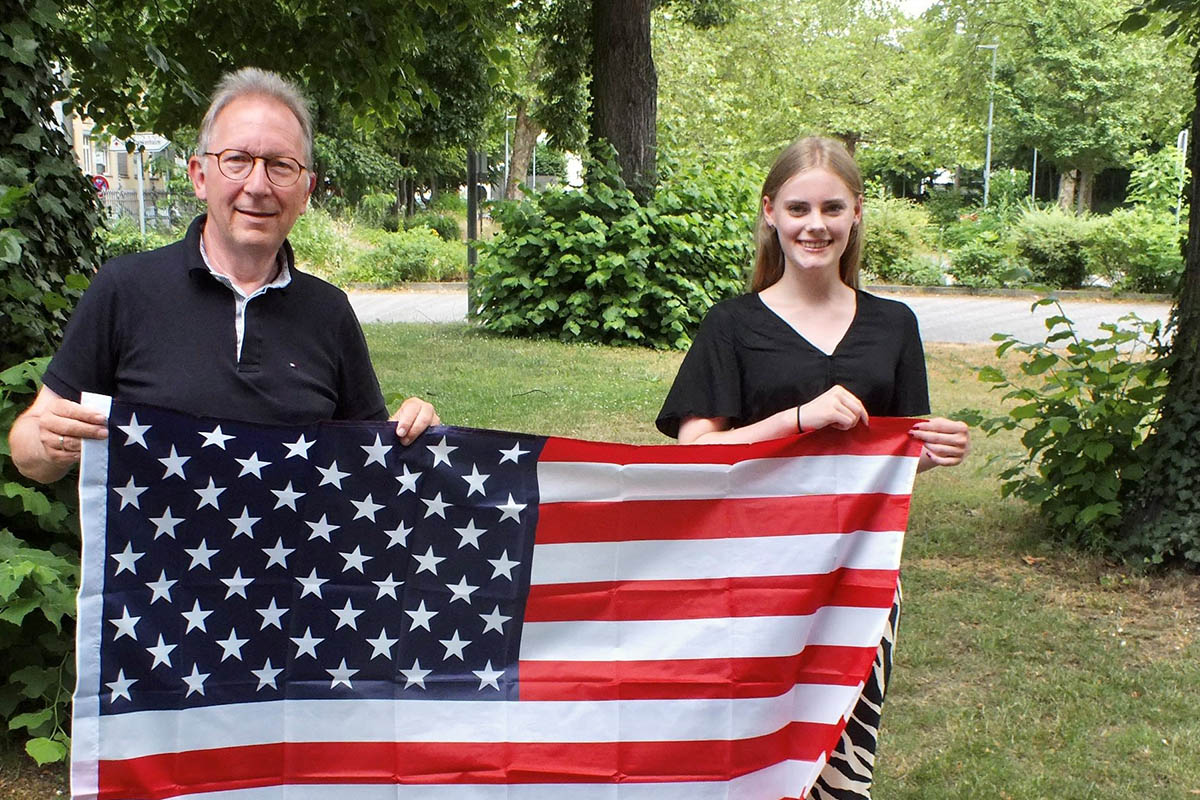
[521,605,888,661]
[537,455,917,504]
[95,683,861,760]
[72,392,113,800]
[155,759,824,800]
[530,530,902,585]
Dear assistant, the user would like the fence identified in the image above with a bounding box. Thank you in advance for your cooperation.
[101,189,202,230]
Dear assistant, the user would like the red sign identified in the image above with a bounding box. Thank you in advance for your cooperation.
[92,175,109,195]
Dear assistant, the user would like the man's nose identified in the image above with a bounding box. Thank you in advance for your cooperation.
[242,158,272,192]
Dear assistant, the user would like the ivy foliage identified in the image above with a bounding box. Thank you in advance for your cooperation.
[476,148,757,349]
[1,0,104,368]
[961,299,1170,557]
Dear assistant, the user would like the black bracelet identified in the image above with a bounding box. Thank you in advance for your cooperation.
[796,405,802,434]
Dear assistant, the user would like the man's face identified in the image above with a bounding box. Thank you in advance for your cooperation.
[187,95,314,264]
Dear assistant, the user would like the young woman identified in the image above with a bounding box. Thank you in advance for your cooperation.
[656,136,969,798]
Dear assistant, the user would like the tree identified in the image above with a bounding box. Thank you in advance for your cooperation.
[1117,0,1200,566]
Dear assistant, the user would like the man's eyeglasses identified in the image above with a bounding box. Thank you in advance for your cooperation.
[203,149,308,187]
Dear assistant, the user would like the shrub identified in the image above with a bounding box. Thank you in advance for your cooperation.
[860,196,934,284]
[429,191,467,215]
[986,168,1032,212]
[476,148,756,349]
[97,216,176,259]
[948,235,1016,288]
[342,227,466,285]
[1012,207,1096,288]
[405,211,461,242]
[1084,208,1184,294]
[961,300,1168,556]
[289,208,353,279]
[923,186,972,228]
[356,193,398,230]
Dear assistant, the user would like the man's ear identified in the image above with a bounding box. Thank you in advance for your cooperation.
[187,155,207,201]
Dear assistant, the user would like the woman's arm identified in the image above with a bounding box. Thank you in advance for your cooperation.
[911,417,970,472]
[677,385,869,444]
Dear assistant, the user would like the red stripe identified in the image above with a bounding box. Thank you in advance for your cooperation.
[525,569,899,621]
[535,493,911,544]
[518,645,878,700]
[538,417,923,464]
[97,722,839,799]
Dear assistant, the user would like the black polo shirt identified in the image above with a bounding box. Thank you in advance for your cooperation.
[44,215,387,425]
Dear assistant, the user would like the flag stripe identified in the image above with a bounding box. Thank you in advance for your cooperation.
[528,531,903,585]
[517,645,878,701]
[98,720,840,800]
[533,494,912,544]
[524,569,900,622]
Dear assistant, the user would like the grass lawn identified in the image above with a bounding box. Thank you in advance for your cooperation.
[4,324,1197,799]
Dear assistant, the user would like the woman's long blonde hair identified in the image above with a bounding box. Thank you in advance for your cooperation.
[750,136,864,293]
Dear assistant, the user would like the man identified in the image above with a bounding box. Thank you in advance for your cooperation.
[10,68,437,483]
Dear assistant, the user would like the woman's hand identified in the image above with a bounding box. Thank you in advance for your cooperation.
[390,397,440,446]
[798,385,869,432]
[911,417,970,471]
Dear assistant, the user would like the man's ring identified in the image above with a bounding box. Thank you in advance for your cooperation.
[58,434,65,449]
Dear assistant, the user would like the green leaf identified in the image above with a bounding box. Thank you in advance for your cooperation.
[25,736,68,766]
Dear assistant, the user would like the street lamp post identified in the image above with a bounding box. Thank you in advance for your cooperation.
[978,43,998,207]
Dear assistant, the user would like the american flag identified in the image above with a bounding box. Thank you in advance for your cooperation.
[72,393,921,800]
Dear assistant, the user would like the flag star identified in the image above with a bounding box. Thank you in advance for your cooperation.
[361,433,392,467]
[111,542,144,575]
[405,599,438,632]
[283,434,315,459]
[366,628,398,660]
[290,627,324,659]
[384,521,413,549]
[158,445,190,479]
[262,538,295,569]
[372,573,403,600]
[400,659,431,689]
[149,507,185,539]
[446,575,479,605]
[114,477,147,510]
[499,442,529,464]
[253,659,283,691]
[228,507,261,538]
[351,493,384,522]
[480,605,512,635]
[438,629,471,660]
[305,513,340,542]
[395,463,422,494]
[182,599,213,633]
[426,436,458,467]
[117,413,151,448]
[182,664,210,697]
[235,452,271,479]
[199,425,233,449]
[296,568,328,599]
[332,599,364,630]
[256,597,288,630]
[109,606,140,641]
[146,634,176,669]
[461,464,490,497]
[473,660,505,691]
[327,659,359,689]
[316,460,350,489]
[106,669,136,703]
[147,570,177,604]
[497,494,526,523]
[488,550,520,581]
[453,519,487,550]
[271,481,303,511]
[220,567,253,599]
[340,545,373,573]
[184,539,218,570]
[194,478,225,510]
[412,546,445,575]
[421,491,450,519]
[216,629,249,661]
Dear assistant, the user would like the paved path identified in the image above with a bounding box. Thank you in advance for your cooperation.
[348,287,1173,346]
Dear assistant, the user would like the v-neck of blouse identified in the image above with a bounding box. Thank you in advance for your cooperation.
[756,290,860,357]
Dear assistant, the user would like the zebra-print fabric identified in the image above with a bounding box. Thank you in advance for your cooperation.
[807,586,902,800]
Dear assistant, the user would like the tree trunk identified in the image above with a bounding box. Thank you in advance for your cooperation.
[1075,168,1095,213]
[589,0,657,199]
[1058,168,1078,211]
[506,102,540,200]
[1118,58,1200,565]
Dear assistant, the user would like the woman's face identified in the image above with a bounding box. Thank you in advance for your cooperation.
[762,167,862,277]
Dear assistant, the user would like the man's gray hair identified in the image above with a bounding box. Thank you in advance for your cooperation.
[196,67,314,166]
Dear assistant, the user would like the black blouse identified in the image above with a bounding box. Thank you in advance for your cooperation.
[656,290,930,438]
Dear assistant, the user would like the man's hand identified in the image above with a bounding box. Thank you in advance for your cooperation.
[390,397,440,446]
[9,385,109,483]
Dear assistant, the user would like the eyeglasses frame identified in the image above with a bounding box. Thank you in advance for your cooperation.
[202,149,310,188]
